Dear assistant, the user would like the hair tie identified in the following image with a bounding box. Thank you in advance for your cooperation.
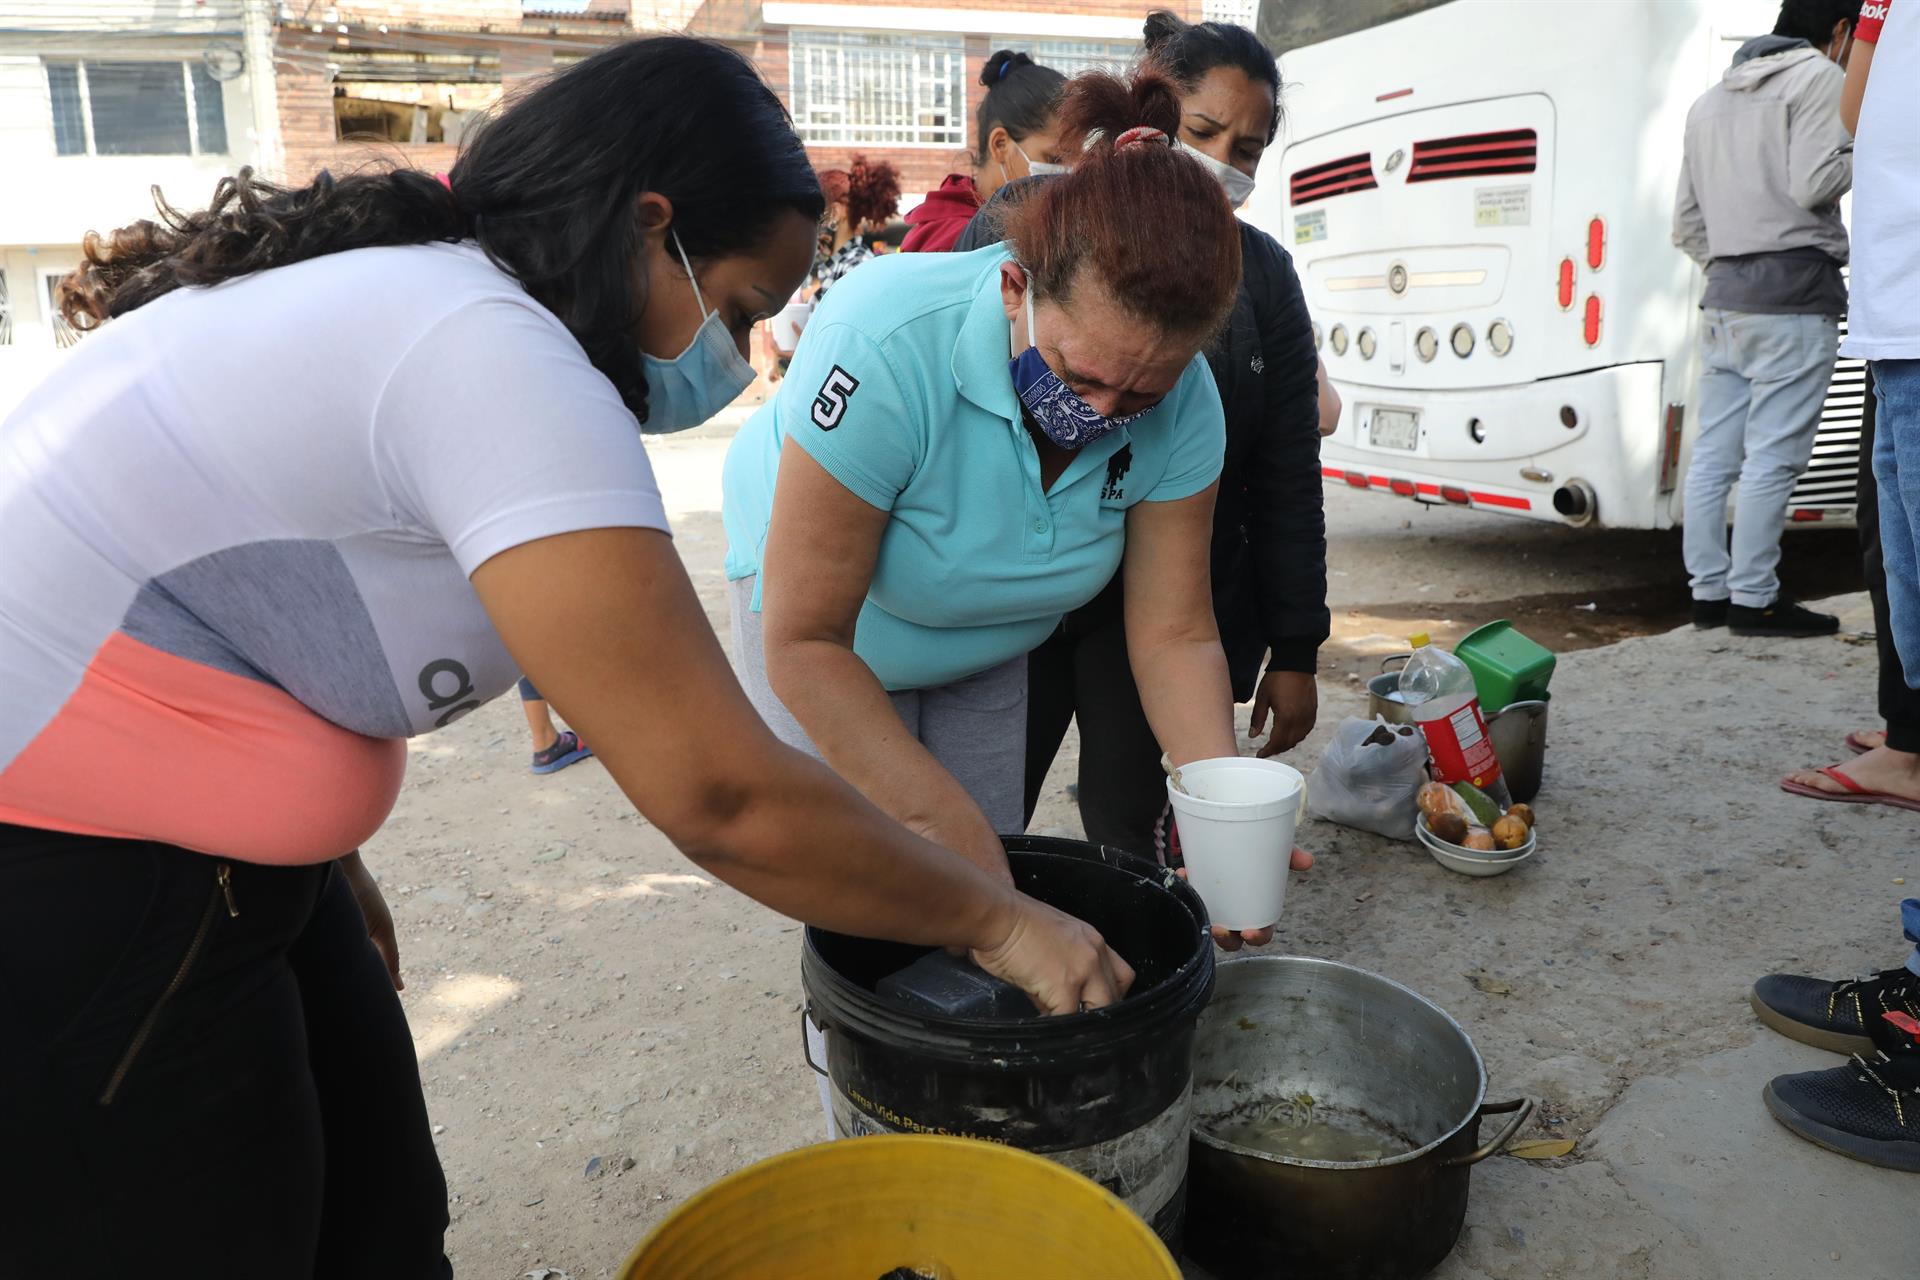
[1114,126,1170,151]
[999,57,1014,80]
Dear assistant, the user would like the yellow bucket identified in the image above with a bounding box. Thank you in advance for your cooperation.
[617,1135,1182,1279]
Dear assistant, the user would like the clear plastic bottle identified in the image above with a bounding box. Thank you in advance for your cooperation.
[1399,632,1512,808]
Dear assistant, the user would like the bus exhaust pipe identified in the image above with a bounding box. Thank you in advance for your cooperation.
[1552,480,1598,526]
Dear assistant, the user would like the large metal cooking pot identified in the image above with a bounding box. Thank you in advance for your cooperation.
[1187,957,1534,1280]
[1366,657,1547,803]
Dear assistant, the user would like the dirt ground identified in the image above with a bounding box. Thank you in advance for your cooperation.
[367,421,1913,1279]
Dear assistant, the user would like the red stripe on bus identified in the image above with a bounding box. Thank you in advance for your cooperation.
[1470,490,1532,510]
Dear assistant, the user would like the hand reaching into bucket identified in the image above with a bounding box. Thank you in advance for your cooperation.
[971,894,1137,1015]
[1175,848,1314,952]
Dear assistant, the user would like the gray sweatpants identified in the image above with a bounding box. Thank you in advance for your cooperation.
[730,576,1029,1142]
[726,576,1028,833]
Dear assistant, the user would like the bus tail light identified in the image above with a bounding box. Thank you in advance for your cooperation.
[1582,295,1602,346]
[1790,509,1826,522]
[1344,471,1370,489]
[1440,486,1471,505]
[1390,478,1416,496]
[1587,217,1606,270]
[1557,258,1575,310]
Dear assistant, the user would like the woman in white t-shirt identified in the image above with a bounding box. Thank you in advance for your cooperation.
[0,37,1130,1276]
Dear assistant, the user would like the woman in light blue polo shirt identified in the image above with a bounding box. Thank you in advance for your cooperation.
[723,70,1311,928]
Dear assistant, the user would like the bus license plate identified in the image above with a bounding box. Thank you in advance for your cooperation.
[1369,408,1420,452]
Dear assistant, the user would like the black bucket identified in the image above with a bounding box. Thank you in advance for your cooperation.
[801,836,1215,1249]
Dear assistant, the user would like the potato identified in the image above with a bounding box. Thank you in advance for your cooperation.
[1463,829,1497,853]
[1491,815,1529,850]
[1430,812,1469,846]
[1506,803,1537,831]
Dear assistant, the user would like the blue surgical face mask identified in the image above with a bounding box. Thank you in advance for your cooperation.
[1008,285,1148,450]
[640,230,756,433]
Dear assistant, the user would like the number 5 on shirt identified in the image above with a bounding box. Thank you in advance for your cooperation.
[811,366,861,430]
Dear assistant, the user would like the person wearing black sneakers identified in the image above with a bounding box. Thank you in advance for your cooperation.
[1675,0,1858,640]
[1751,898,1920,1172]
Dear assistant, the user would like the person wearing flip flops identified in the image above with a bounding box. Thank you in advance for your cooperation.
[1780,369,1920,810]
[515,677,592,775]
[1780,1,1920,813]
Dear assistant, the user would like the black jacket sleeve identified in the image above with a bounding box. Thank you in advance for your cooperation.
[1243,227,1330,676]
[952,176,1051,253]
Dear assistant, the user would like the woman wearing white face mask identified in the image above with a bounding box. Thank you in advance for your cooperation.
[0,38,1133,1276]
[901,50,1069,253]
[957,14,1334,873]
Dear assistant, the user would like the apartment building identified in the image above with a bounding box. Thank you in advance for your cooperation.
[0,0,277,377]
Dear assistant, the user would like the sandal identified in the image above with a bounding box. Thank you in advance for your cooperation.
[1780,765,1920,813]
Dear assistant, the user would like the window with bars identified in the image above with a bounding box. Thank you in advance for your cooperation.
[993,38,1140,80]
[44,274,80,349]
[44,60,228,157]
[789,31,965,147]
[1201,0,1259,28]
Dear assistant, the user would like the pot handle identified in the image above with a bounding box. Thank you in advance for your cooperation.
[1442,1097,1537,1167]
[801,1007,827,1078]
[1380,653,1412,673]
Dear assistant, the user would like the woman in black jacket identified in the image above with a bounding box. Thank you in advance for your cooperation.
[961,13,1329,876]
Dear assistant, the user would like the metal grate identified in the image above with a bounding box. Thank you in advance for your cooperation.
[790,31,965,148]
[1407,128,1536,183]
[1790,314,1865,511]
[1289,152,1377,206]
[994,37,1138,80]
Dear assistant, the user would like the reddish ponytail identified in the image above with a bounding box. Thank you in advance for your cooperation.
[1000,69,1240,339]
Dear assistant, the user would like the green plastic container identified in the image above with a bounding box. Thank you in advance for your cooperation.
[1453,620,1555,710]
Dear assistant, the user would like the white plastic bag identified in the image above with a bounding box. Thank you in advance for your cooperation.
[1307,716,1428,841]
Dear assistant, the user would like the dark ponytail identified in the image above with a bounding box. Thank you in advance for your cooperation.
[975,49,1068,164]
[1001,69,1239,340]
[59,36,823,424]
[1142,9,1283,143]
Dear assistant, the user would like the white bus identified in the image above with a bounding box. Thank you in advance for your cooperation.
[1247,0,1865,529]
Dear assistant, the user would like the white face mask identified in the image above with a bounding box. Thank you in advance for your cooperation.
[1176,139,1258,209]
[1000,140,1069,185]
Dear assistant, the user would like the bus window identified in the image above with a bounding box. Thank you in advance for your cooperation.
[1258,0,1459,51]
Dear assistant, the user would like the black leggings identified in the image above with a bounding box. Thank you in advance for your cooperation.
[1023,580,1168,859]
[0,825,451,1278]
[1859,367,1920,752]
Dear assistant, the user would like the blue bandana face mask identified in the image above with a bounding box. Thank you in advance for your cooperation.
[640,230,756,433]
[1008,285,1148,450]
